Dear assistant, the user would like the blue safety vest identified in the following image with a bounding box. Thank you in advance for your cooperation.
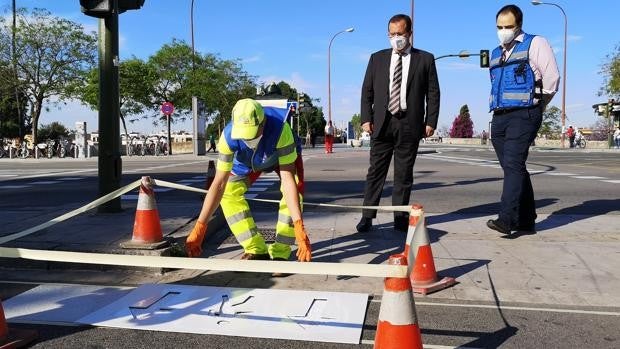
[489,33,541,111]
[223,106,300,176]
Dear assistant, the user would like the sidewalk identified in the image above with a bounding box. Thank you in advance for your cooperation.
[1,191,619,308]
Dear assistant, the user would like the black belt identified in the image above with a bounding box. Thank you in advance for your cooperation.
[493,105,539,116]
[389,110,407,119]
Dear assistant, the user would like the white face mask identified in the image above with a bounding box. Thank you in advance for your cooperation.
[389,35,409,52]
[243,134,262,149]
[497,28,516,45]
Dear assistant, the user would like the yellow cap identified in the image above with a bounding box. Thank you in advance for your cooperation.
[231,99,265,140]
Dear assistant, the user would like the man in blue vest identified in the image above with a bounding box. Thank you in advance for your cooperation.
[487,4,559,235]
[184,98,311,267]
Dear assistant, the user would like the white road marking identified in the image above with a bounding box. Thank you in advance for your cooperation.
[121,195,139,200]
[178,179,204,183]
[359,340,478,349]
[247,187,268,192]
[0,185,29,189]
[601,180,620,184]
[369,299,620,316]
[251,181,274,186]
[544,172,576,176]
[29,181,59,185]
[572,176,606,180]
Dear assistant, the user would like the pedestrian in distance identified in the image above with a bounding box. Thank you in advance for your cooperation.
[356,13,440,233]
[486,4,560,235]
[185,99,311,268]
[324,120,335,153]
[566,125,575,148]
[207,133,217,153]
[613,126,620,149]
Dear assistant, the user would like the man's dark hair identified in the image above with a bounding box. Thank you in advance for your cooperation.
[388,14,412,33]
[496,4,523,27]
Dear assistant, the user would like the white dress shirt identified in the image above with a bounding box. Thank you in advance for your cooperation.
[389,47,411,111]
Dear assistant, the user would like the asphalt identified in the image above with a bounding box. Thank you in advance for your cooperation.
[0,144,619,348]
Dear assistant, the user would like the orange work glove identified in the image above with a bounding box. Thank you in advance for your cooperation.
[293,219,312,262]
[185,220,208,257]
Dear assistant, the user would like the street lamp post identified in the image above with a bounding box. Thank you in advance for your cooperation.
[327,27,354,125]
[190,0,196,69]
[410,0,414,45]
[532,0,567,148]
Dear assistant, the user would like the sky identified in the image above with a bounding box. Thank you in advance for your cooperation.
[1,0,618,135]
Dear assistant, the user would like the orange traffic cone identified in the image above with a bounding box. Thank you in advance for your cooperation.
[374,254,423,349]
[403,204,424,257]
[408,210,456,295]
[1,300,38,348]
[120,176,169,250]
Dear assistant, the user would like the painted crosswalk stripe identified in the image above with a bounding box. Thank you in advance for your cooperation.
[0,185,29,189]
[178,179,204,183]
[121,194,139,200]
[247,187,268,192]
[544,172,576,176]
[572,176,606,180]
[601,180,620,184]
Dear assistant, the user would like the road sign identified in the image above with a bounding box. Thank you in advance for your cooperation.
[287,101,298,113]
[161,102,174,116]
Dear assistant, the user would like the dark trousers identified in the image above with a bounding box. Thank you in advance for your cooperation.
[361,113,420,223]
[491,106,542,229]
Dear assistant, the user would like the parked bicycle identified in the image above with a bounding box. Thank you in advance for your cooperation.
[0,138,9,158]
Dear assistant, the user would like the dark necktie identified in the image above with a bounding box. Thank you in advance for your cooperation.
[388,54,402,115]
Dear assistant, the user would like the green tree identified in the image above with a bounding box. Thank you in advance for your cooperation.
[0,65,27,138]
[0,8,97,143]
[77,58,157,136]
[147,40,256,131]
[350,113,362,138]
[38,121,70,141]
[449,104,474,138]
[599,44,620,99]
[539,105,561,139]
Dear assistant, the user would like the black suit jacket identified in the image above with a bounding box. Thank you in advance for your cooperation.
[361,48,440,139]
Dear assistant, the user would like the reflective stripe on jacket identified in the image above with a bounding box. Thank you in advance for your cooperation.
[489,33,540,111]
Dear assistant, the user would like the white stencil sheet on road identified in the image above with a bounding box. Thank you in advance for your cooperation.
[78,283,368,344]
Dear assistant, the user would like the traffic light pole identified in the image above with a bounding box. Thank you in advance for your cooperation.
[97,0,122,213]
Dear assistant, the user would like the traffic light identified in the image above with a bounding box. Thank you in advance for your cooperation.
[80,0,145,18]
[479,49,490,68]
[299,94,307,108]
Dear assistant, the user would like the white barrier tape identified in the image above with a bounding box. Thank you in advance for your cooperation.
[153,179,411,212]
[0,247,408,278]
[0,179,142,245]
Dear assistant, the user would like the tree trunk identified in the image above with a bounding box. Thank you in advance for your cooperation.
[31,97,43,144]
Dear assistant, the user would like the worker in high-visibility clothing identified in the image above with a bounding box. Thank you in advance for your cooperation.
[185,98,311,264]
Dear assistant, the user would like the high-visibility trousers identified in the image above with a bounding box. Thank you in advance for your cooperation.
[221,155,304,259]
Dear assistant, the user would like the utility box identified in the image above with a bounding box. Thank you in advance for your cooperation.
[75,121,88,158]
[192,96,206,155]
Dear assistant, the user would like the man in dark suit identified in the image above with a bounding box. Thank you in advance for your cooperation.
[356,14,440,233]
